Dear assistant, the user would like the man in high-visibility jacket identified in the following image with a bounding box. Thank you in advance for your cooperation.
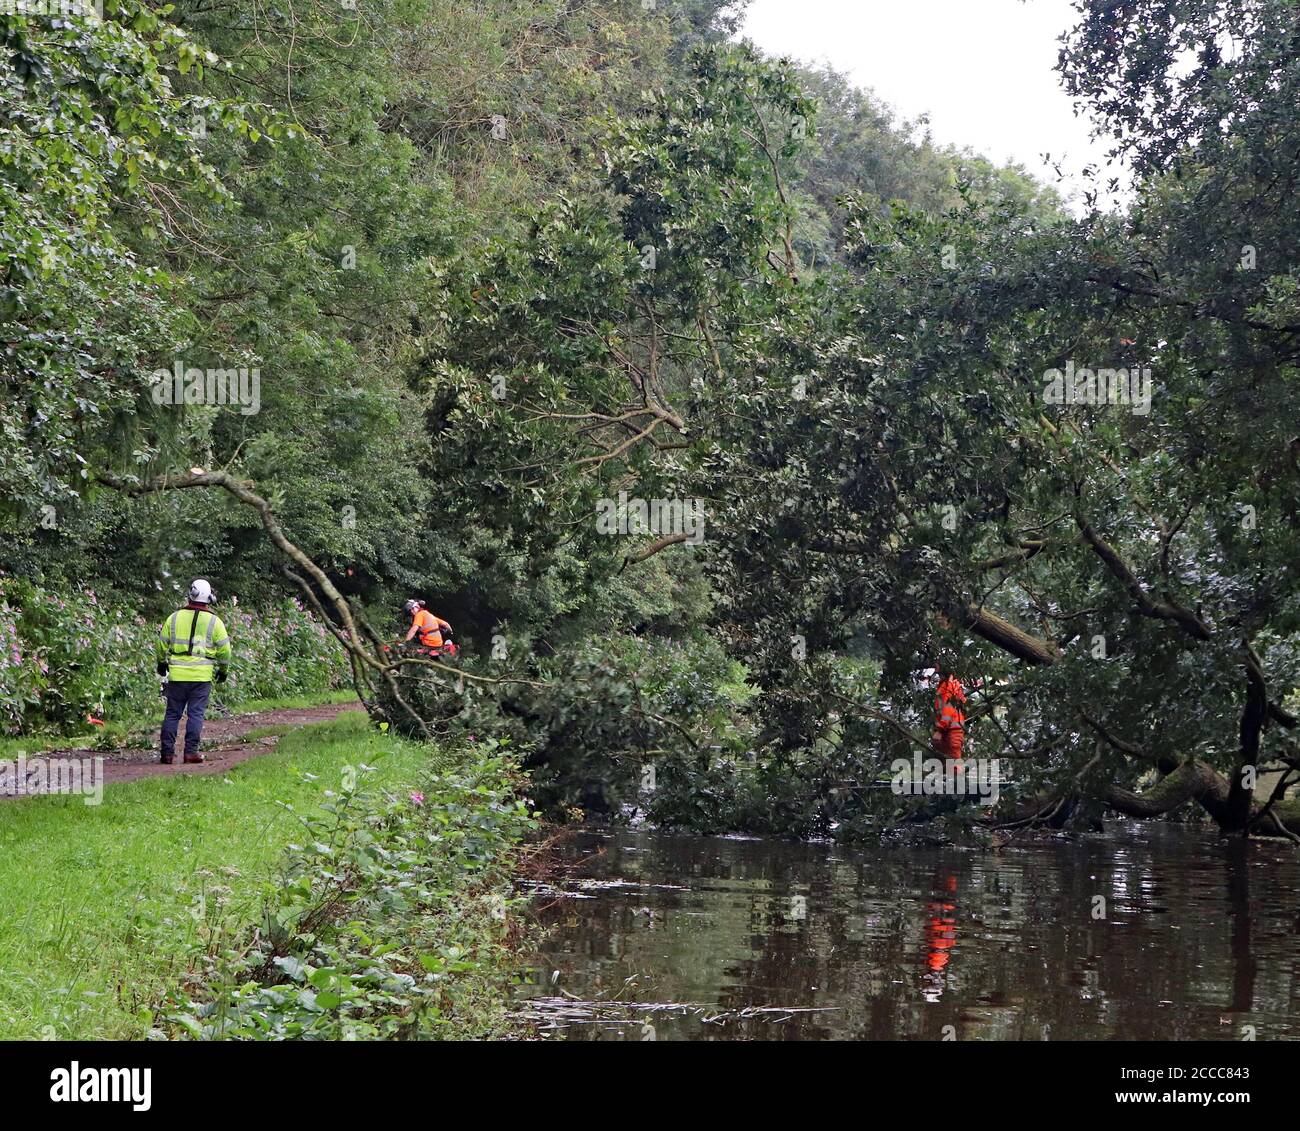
[932,664,967,764]
[402,599,453,656]
[155,579,231,764]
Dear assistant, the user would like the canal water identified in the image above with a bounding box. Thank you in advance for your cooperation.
[516,822,1300,1040]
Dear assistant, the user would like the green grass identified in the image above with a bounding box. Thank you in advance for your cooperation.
[212,688,359,716]
[0,710,424,1039]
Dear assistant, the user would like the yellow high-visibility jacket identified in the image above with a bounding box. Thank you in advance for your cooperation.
[156,606,232,682]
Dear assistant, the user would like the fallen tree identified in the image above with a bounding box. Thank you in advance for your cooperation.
[688,0,1300,843]
[955,605,1300,840]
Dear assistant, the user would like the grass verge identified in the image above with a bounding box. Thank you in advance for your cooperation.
[0,711,532,1039]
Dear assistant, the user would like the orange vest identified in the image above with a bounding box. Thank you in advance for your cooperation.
[934,675,966,730]
[412,609,447,648]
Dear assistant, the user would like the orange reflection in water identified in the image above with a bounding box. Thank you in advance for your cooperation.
[922,873,959,1001]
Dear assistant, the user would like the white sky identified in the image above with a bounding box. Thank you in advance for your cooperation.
[739,0,1128,208]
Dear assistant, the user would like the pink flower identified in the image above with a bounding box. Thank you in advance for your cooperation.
[410,791,425,806]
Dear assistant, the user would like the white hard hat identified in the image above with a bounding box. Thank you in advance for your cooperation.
[189,579,215,604]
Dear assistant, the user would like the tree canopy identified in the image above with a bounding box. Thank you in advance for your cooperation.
[3,0,1298,839]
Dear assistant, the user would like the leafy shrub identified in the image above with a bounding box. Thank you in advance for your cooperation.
[0,576,349,735]
[167,741,536,1039]
[412,632,755,819]
[382,632,931,839]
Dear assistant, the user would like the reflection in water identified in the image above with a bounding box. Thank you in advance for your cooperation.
[516,823,1300,1041]
[922,873,958,1002]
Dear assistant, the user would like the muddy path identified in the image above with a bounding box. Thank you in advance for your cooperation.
[1,701,363,792]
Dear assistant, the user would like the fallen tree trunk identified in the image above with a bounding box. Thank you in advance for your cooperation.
[989,760,1300,839]
[946,601,1298,843]
[958,604,1060,666]
[1101,760,1230,821]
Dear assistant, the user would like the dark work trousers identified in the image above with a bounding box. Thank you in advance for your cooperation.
[160,680,212,759]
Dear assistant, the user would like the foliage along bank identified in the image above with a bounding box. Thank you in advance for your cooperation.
[165,738,537,1040]
[0,576,349,736]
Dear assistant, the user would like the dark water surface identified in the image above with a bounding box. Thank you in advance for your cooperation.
[516,823,1300,1040]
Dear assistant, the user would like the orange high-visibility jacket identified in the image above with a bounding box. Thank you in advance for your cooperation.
[934,675,966,731]
[412,609,451,648]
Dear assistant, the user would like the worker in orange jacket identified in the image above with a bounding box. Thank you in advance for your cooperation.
[931,663,966,763]
[402,599,454,657]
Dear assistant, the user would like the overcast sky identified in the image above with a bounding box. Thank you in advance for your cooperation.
[739,0,1127,207]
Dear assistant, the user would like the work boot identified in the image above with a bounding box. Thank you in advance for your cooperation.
[160,753,176,764]
[183,754,204,765]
